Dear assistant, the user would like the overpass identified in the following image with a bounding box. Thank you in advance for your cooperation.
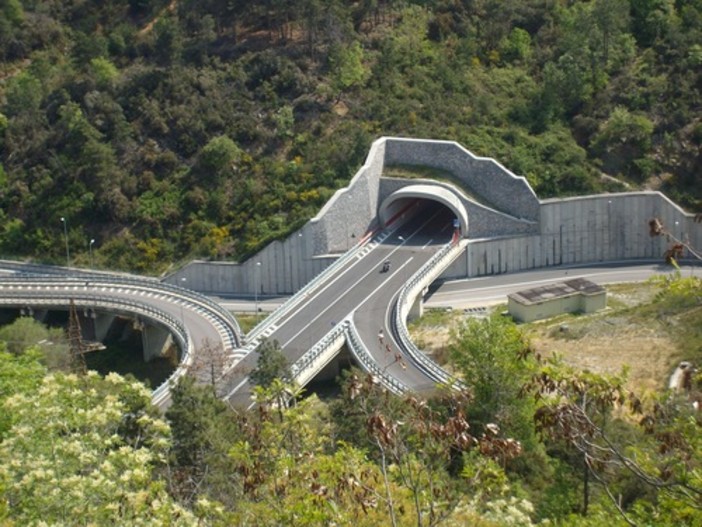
[0,270,242,407]
[0,199,462,408]
[219,201,465,407]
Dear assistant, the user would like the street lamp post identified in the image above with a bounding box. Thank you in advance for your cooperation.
[89,239,95,268]
[60,217,70,268]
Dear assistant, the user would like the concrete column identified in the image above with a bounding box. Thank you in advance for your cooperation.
[142,323,173,362]
[408,291,424,321]
[32,309,48,323]
[94,313,116,342]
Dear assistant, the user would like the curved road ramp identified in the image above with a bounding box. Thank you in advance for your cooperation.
[0,272,241,409]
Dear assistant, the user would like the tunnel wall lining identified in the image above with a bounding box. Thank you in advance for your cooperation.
[378,184,469,234]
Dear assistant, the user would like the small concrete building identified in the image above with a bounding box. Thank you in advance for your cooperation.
[508,278,606,323]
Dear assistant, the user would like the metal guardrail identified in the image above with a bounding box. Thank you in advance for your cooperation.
[392,241,466,389]
[286,236,463,395]
[288,318,408,396]
[0,290,190,358]
[0,276,239,408]
[245,237,370,344]
[0,274,240,349]
[344,319,408,395]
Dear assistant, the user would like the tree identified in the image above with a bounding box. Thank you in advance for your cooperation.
[524,352,702,525]
[648,216,702,264]
[0,371,198,525]
[591,107,654,180]
[192,135,243,191]
[188,338,231,398]
[499,27,533,65]
[0,316,71,371]
[153,16,183,65]
[328,40,369,102]
[331,370,525,527]
[165,376,243,510]
[229,391,404,526]
[525,357,631,518]
[249,338,290,388]
[448,315,538,445]
[0,347,46,436]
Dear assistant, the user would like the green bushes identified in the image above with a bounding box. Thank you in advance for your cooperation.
[0,0,700,271]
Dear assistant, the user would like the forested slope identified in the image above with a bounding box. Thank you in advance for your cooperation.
[1,0,700,272]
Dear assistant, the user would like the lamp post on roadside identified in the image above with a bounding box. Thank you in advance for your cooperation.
[60,217,70,268]
[89,238,95,268]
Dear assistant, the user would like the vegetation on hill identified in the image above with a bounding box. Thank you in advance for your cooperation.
[1,0,701,272]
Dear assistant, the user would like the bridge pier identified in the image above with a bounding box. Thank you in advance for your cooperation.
[93,313,116,342]
[32,309,49,323]
[408,290,424,321]
[141,323,174,362]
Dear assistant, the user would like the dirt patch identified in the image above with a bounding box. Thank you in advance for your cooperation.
[138,0,177,36]
[524,282,676,394]
[528,320,674,394]
[410,283,683,395]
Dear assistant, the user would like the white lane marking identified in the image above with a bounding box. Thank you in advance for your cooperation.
[353,258,414,312]
[280,257,415,349]
[422,239,433,250]
[274,211,441,334]
[225,377,250,401]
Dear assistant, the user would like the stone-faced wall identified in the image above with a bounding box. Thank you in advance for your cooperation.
[309,138,386,255]
[383,138,540,221]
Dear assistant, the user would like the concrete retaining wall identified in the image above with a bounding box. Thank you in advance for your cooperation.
[442,192,700,279]
[165,137,700,296]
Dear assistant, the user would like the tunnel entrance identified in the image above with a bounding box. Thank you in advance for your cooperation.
[379,184,469,235]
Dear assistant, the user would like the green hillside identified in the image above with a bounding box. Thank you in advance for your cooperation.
[1,0,700,272]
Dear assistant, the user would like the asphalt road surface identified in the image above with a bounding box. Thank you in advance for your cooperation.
[221,202,457,406]
[424,261,697,309]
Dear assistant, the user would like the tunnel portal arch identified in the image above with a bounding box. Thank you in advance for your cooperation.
[378,185,469,236]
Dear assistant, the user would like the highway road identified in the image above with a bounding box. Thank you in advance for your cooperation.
[2,235,695,410]
[221,202,457,406]
[424,261,697,309]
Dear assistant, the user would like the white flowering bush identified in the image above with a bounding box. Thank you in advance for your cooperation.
[481,496,536,527]
[0,370,197,526]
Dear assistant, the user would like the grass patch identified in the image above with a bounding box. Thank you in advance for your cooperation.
[235,313,268,335]
[384,164,489,206]
[408,307,456,330]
